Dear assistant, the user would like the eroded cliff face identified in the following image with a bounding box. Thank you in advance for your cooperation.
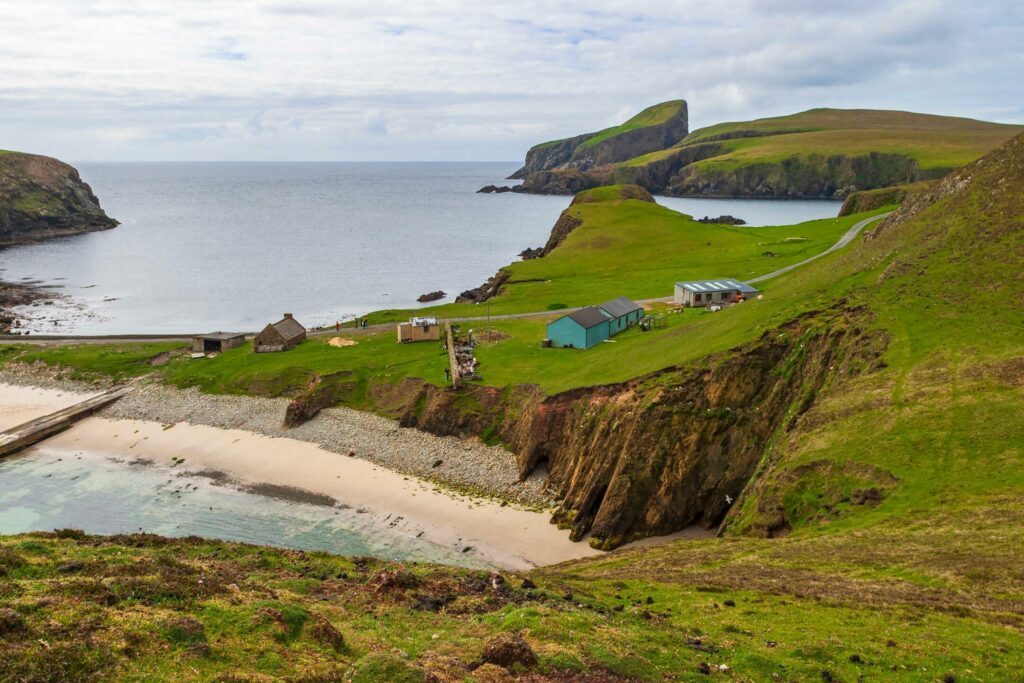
[0,151,117,246]
[667,152,931,198]
[516,148,936,198]
[363,305,887,549]
[508,101,688,180]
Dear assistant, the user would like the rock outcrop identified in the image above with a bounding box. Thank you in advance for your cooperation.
[506,100,688,180]
[666,151,931,198]
[371,304,886,549]
[837,180,933,216]
[0,151,118,246]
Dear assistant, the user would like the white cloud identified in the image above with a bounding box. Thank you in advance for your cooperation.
[0,0,1019,160]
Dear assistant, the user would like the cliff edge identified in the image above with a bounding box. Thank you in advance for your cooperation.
[508,100,688,179]
[0,151,118,246]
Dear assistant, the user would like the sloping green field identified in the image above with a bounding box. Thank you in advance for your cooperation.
[623,108,1023,173]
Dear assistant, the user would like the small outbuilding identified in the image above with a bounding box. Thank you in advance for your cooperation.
[397,316,441,343]
[254,313,307,353]
[546,306,613,349]
[674,279,759,308]
[599,296,644,334]
[192,332,246,355]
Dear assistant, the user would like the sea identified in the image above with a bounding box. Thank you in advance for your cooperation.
[0,162,842,335]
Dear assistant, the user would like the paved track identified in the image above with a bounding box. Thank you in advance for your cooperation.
[1,212,892,346]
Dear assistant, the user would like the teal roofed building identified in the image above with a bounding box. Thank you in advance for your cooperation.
[599,296,644,334]
[546,296,643,350]
[546,306,613,349]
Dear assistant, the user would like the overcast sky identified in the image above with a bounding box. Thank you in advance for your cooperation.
[1,0,1021,162]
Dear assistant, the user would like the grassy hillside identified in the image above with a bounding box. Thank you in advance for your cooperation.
[375,187,866,320]
[577,100,686,149]
[1,136,1021,681]
[624,108,1022,174]
[1,530,1019,682]
[536,100,686,151]
[0,194,889,396]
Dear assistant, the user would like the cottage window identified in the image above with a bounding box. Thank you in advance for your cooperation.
[694,292,702,302]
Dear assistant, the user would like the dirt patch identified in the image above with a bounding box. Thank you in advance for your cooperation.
[328,337,358,348]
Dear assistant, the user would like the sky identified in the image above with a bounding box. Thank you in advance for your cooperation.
[1,0,1021,162]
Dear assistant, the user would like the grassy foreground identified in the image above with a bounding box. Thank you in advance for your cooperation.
[1,530,1019,682]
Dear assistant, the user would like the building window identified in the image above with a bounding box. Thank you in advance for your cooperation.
[694,292,702,302]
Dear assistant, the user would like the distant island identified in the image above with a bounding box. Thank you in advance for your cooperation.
[482,102,1024,198]
[0,150,117,247]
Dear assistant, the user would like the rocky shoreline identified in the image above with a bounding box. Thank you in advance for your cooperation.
[0,365,553,509]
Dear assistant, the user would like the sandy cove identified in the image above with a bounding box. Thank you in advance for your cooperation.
[1,380,710,568]
[1,381,606,569]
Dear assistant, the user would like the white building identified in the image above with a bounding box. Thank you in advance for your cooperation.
[674,279,759,307]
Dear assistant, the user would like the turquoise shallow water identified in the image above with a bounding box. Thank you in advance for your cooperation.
[0,447,488,568]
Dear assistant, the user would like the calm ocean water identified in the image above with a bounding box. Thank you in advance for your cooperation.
[0,162,840,334]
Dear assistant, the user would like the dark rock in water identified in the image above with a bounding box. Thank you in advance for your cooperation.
[477,184,513,193]
[417,290,446,303]
[697,215,746,225]
[479,632,537,669]
[0,151,118,246]
[518,247,543,260]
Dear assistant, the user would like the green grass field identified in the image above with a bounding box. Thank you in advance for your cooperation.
[372,190,872,322]
[620,108,1024,173]
[0,192,889,397]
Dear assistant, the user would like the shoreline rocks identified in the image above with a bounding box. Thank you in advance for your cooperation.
[696,215,746,225]
[416,290,446,303]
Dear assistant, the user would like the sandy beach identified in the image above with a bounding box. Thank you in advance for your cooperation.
[0,381,606,569]
[1,380,710,569]
[0,382,103,430]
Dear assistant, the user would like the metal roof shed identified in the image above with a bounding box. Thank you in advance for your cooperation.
[673,279,759,307]
[599,296,644,335]
[546,306,613,349]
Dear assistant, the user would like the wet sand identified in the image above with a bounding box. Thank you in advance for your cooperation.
[0,383,102,431]
[17,412,603,569]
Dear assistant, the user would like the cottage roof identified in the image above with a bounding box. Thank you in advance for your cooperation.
[269,315,306,341]
[197,332,245,341]
[675,279,759,294]
[599,296,643,318]
[563,306,613,329]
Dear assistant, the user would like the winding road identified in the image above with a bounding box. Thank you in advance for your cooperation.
[2,212,891,345]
